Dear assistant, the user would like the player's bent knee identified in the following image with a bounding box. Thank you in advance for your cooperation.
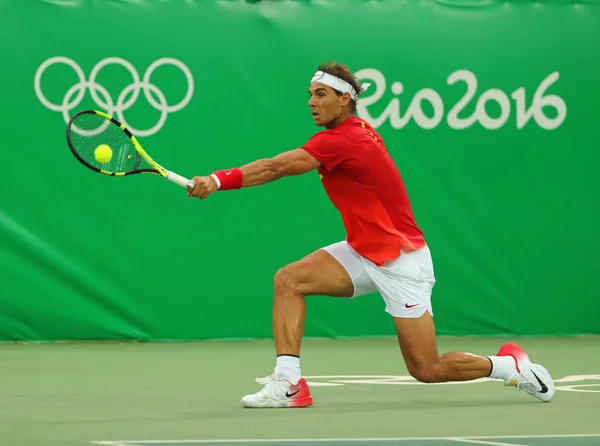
[273,265,300,293]
[406,362,442,384]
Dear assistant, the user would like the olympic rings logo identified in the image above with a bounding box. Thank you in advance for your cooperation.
[34,56,194,137]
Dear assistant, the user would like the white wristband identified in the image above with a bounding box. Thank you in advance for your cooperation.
[210,173,221,189]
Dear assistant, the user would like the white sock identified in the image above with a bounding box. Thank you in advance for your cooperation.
[487,355,517,380]
[275,355,301,385]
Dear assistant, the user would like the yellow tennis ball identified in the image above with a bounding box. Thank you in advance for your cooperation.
[94,144,112,164]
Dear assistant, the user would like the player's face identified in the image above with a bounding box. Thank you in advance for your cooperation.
[308,83,349,128]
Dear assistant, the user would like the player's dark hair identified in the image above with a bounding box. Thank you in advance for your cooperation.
[317,61,363,113]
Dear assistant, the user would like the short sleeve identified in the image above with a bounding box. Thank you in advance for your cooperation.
[301,131,347,172]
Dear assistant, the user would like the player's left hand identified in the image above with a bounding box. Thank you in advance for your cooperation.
[187,175,218,200]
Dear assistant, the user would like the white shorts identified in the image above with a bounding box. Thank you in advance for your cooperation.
[321,241,436,318]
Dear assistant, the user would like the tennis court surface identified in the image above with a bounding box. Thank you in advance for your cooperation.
[1,337,599,446]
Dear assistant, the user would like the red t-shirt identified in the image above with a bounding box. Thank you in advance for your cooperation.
[301,116,426,266]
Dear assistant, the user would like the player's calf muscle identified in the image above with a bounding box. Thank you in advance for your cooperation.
[406,352,492,383]
[438,352,492,381]
[395,314,492,383]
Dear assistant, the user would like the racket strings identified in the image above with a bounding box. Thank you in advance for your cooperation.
[69,113,139,173]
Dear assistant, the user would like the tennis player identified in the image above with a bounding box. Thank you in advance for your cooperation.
[187,62,555,408]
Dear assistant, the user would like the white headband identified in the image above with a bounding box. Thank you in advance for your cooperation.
[310,71,371,100]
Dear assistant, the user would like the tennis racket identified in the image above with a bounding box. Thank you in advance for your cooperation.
[65,109,195,189]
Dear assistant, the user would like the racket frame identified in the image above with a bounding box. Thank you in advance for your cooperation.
[66,109,195,189]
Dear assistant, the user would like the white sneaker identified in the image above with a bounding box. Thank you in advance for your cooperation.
[241,378,313,408]
[497,342,555,402]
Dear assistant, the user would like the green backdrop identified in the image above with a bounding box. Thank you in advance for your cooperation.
[1,0,599,341]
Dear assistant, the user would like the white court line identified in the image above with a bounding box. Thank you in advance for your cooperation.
[445,439,528,446]
[90,433,600,444]
[94,443,146,446]
[94,443,144,446]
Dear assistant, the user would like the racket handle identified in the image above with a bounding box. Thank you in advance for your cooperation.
[166,171,195,189]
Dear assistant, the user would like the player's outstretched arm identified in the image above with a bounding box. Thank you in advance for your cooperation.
[187,149,321,200]
[240,149,321,187]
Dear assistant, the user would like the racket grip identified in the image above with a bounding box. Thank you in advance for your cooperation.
[166,171,195,189]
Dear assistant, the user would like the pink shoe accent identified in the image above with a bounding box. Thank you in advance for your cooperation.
[288,378,313,408]
[497,342,529,373]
